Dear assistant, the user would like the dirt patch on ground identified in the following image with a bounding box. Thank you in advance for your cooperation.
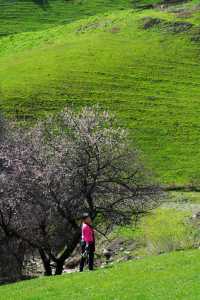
[167,21,193,33]
[141,15,200,44]
[142,17,162,30]
[141,17,193,34]
[110,27,120,34]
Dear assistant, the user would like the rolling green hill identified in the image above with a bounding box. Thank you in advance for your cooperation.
[0,0,198,36]
[0,0,198,37]
[1,250,200,300]
[0,0,134,36]
[0,0,200,184]
[1,1,200,296]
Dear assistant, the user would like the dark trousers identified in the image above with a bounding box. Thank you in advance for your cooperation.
[80,242,95,272]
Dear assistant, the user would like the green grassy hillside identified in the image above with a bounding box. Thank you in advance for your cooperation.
[0,0,130,36]
[1,0,198,37]
[1,0,197,36]
[0,0,157,36]
[1,250,200,300]
[1,3,200,184]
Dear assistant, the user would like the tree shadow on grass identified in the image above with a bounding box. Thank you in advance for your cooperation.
[33,0,50,10]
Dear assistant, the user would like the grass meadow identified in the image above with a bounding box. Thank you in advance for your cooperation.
[1,6,200,184]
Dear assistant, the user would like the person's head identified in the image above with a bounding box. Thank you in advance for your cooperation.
[82,213,92,225]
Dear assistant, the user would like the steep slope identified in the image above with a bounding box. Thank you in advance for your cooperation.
[0,0,133,36]
[1,0,196,36]
[1,6,200,184]
[1,250,200,299]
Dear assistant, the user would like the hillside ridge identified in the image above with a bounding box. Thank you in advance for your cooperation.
[0,0,200,184]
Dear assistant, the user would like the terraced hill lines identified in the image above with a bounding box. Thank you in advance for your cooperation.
[0,0,133,36]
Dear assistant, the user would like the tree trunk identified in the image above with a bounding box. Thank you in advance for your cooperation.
[55,259,65,275]
[55,228,81,275]
[39,249,52,276]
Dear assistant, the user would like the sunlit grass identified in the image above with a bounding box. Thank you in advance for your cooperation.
[1,250,200,299]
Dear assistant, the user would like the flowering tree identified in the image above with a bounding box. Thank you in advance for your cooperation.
[0,107,161,277]
[0,117,27,282]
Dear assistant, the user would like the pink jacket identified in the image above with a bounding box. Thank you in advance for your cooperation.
[82,223,94,243]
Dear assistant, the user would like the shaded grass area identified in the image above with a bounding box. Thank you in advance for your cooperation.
[1,249,200,299]
[1,8,200,184]
[170,192,200,204]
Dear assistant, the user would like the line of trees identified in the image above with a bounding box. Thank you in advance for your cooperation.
[0,107,161,279]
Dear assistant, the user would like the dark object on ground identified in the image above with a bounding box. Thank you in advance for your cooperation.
[141,17,161,30]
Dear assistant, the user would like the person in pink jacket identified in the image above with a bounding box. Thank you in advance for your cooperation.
[80,213,95,272]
